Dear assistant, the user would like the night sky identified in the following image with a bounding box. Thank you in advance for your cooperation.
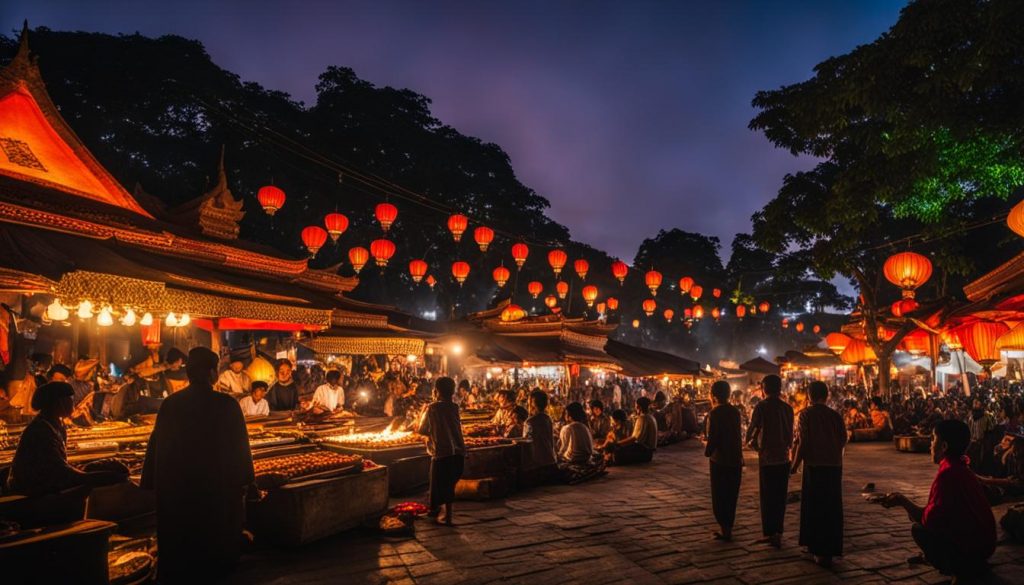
[3,1,905,263]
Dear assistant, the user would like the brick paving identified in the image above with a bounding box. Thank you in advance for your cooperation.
[229,442,1024,584]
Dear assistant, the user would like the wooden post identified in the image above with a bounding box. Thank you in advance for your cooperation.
[210,320,222,354]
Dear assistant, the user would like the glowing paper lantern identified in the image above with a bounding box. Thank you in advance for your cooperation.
[678,277,694,294]
[642,298,656,317]
[712,288,721,298]
[954,321,1010,365]
[611,260,629,284]
[493,265,511,287]
[795,322,805,333]
[548,249,568,277]
[370,238,396,268]
[758,301,770,313]
[711,307,721,321]
[97,306,114,327]
[451,261,471,286]
[596,302,607,314]
[632,319,640,329]
[426,274,437,290]
[301,226,328,256]
[409,259,428,283]
[781,318,789,329]
[574,259,590,280]
[375,202,398,232]
[690,285,703,301]
[257,185,285,216]
[511,243,529,269]
[840,338,877,364]
[500,304,527,322]
[891,298,919,317]
[582,285,598,308]
[900,329,931,355]
[662,308,675,322]
[447,214,469,242]
[556,281,569,299]
[324,212,349,241]
[825,332,851,353]
[645,270,663,296]
[474,226,494,252]
[606,297,619,311]
[527,281,543,299]
[46,299,69,321]
[349,247,369,274]
[883,251,933,298]
[693,305,704,320]
[941,329,962,350]
[736,305,746,319]
[544,295,559,310]
[120,308,136,327]
[996,322,1024,351]
[684,308,693,319]
[1008,198,1024,237]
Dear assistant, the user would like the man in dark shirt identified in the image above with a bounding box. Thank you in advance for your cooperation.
[705,380,743,541]
[141,347,255,583]
[266,359,299,411]
[746,374,794,548]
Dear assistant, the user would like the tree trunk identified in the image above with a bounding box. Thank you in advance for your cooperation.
[877,351,891,400]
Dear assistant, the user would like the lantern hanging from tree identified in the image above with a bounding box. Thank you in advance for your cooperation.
[447,214,469,242]
[891,298,919,317]
[348,247,369,274]
[954,321,1010,365]
[426,274,437,290]
[324,212,349,241]
[301,226,328,256]
[900,329,931,355]
[474,226,494,252]
[375,203,398,232]
[574,259,590,280]
[690,285,703,301]
[548,249,568,277]
[1008,198,1024,237]
[825,332,851,353]
[408,259,428,283]
[582,285,598,308]
[712,288,721,298]
[711,307,721,321]
[493,265,511,287]
[611,260,629,284]
[663,309,674,322]
[758,301,770,313]
[556,281,569,299]
[527,281,543,299]
[606,297,619,311]
[840,338,877,364]
[642,298,656,317]
[883,251,933,298]
[511,242,529,269]
[257,185,286,216]
[500,304,526,322]
[736,305,746,319]
[451,261,471,285]
[370,238,396,268]
[678,276,694,294]
[645,270,663,296]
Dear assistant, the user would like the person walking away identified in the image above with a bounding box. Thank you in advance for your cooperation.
[792,381,846,567]
[880,419,996,582]
[746,374,793,548]
[141,348,254,583]
[705,380,743,541]
[416,377,465,525]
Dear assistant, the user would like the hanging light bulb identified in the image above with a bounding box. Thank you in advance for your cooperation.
[77,300,94,319]
[46,299,69,321]
[178,313,191,327]
[120,308,137,327]
[97,306,114,327]
[140,312,154,326]
[165,312,179,327]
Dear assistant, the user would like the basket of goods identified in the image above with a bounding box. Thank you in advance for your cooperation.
[378,513,415,537]
[108,551,154,585]
[253,452,363,489]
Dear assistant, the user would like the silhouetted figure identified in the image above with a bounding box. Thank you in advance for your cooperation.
[746,374,794,548]
[417,376,465,525]
[705,380,743,541]
[141,347,254,583]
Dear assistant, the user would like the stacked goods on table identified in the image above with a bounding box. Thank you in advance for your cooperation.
[253,451,363,489]
[462,423,498,437]
[465,437,513,449]
[320,429,422,450]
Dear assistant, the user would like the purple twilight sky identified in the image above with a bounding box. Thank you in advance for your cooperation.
[3,0,905,263]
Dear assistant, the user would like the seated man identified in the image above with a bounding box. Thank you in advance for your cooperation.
[310,370,345,415]
[881,419,996,581]
[587,399,611,443]
[977,430,1024,502]
[557,402,595,465]
[608,397,657,465]
[490,390,517,436]
[238,381,270,418]
[505,406,528,438]
[843,400,869,433]
[855,397,894,441]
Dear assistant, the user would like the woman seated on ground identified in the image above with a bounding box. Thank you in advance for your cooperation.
[557,402,595,465]
[6,382,128,497]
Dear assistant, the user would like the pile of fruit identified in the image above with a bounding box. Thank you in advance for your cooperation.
[465,437,512,449]
[253,451,362,482]
[391,502,429,516]
[322,430,422,449]
[462,424,498,437]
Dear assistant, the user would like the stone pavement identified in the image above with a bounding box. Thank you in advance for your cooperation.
[229,441,1024,585]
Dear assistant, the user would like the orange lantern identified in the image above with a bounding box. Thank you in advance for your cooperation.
[500,304,527,322]
[795,322,805,333]
[954,321,1009,365]
[611,260,629,284]
[582,285,598,307]
[900,329,931,355]
[527,281,543,299]
[606,297,619,311]
[574,259,590,280]
[678,276,694,294]
[548,249,568,277]
[712,288,721,298]
[825,332,851,353]
[426,274,437,290]
[447,214,469,242]
[840,338,877,364]
[758,301,770,313]
[301,226,328,256]
[891,298,919,317]
[711,307,721,321]
[348,246,369,274]
[474,226,494,252]
[941,329,962,350]
[451,261,471,286]
[141,321,161,346]
[736,305,746,319]
[663,309,674,322]
[375,202,398,232]
[324,212,349,241]
[544,295,559,312]
[556,281,569,299]
[370,238,396,268]
[883,251,933,298]
[257,185,286,215]
[996,322,1024,351]
[690,285,703,301]
[812,325,821,334]
[492,265,511,287]
[408,259,428,283]
[781,318,789,328]
[693,305,704,320]
[632,319,640,329]
[511,242,529,269]
[596,301,607,314]
[684,308,693,319]
[642,298,656,316]
[645,270,663,296]
[1008,198,1024,237]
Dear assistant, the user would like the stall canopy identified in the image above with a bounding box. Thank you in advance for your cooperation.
[739,356,780,375]
[603,339,702,378]
[779,350,842,369]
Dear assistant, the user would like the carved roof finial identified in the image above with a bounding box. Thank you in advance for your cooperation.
[12,20,33,67]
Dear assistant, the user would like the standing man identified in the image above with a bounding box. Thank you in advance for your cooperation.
[705,380,743,542]
[141,347,254,583]
[416,377,465,526]
[792,380,847,567]
[746,374,794,548]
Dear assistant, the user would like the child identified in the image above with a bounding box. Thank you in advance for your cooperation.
[238,381,270,417]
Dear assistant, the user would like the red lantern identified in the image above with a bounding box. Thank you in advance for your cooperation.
[556,281,569,299]
[493,265,511,287]
[548,249,568,277]
[900,329,931,355]
[684,308,693,319]
[877,325,897,341]
[825,332,851,353]
[582,285,598,307]
[693,305,704,320]
[500,304,527,322]
[257,185,286,216]
[474,226,494,252]
[511,242,529,269]
[375,202,398,232]
[611,260,629,284]
[301,226,328,256]
[678,276,694,294]
[544,295,559,312]
[883,251,933,298]
[426,274,437,290]
[349,247,369,274]
[408,259,428,283]
[447,214,469,242]
[645,270,663,296]
[663,308,674,322]
[954,321,1010,365]
[711,307,721,321]
[606,297,619,311]
[758,301,770,313]
[841,339,877,364]
[781,317,789,328]
[736,305,746,319]
[451,261,471,286]
[527,281,543,299]
[596,302,607,314]
[795,322,805,333]
[1010,198,1024,237]
[812,324,821,334]
[891,298,919,317]
[690,285,703,301]
[324,212,349,241]
[642,298,656,317]
[574,259,589,280]
[712,288,721,298]
[370,238,396,268]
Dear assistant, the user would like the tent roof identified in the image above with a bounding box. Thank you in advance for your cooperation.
[603,339,701,377]
[738,356,780,375]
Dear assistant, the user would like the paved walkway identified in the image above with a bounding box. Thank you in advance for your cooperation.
[229,442,1024,585]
